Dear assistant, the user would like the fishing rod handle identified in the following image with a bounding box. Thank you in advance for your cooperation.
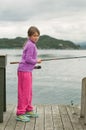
[10,62,41,69]
[10,62,19,64]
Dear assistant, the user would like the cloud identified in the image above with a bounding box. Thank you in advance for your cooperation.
[0,0,86,42]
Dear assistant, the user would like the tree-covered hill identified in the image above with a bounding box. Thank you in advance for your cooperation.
[0,35,80,49]
[37,35,80,49]
[0,37,26,48]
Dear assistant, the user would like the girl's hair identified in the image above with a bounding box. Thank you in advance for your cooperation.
[27,26,40,36]
[23,26,40,48]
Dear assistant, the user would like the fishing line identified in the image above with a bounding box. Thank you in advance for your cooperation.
[41,56,86,61]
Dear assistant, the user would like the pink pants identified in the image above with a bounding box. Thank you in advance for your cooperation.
[16,71,33,115]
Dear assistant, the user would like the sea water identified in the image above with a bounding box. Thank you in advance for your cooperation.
[1,49,86,105]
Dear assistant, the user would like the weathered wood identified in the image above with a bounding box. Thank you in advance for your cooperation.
[80,78,86,118]
[45,105,53,130]
[67,105,83,130]
[0,69,4,122]
[35,105,44,130]
[25,118,35,130]
[25,105,36,130]
[0,104,15,130]
[5,106,16,130]
[0,55,7,112]
[15,122,25,130]
[51,105,63,130]
[84,80,86,125]
[80,77,86,125]
[0,104,85,130]
[58,105,73,130]
[74,105,86,130]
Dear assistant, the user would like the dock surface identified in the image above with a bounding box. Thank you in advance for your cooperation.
[0,104,86,130]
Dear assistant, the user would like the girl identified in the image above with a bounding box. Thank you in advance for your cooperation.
[16,26,42,122]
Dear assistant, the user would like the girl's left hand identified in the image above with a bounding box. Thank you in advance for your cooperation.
[37,59,42,63]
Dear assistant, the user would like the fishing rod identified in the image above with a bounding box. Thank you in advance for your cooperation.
[10,55,86,70]
[9,62,41,69]
[42,55,86,61]
[10,55,86,64]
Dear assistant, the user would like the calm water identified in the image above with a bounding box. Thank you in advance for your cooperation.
[1,49,86,105]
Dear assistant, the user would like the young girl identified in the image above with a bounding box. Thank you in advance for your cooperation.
[16,26,42,122]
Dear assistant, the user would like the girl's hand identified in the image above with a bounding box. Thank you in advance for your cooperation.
[37,59,42,63]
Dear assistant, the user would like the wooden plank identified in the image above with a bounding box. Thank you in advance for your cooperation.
[15,121,25,130]
[51,105,63,130]
[25,105,36,130]
[0,104,15,130]
[74,105,86,130]
[58,105,73,130]
[35,105,44,130]
[25,118,35,130]
[15,105,36,130]
[66,105,83,130]
[5,105,16,130]
[0,104,85,130]
[45,104,53,130]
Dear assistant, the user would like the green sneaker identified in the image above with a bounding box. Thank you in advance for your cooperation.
[25,111,39,118]
[16,115,30,122]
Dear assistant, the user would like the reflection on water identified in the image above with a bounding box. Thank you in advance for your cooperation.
[1,49,86,105]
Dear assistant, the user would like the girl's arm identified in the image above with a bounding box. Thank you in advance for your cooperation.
[25,44,37,65]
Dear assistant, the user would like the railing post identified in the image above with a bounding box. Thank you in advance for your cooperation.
[0,55,7,123]
[80,78,86,118]
[80,77,86,124]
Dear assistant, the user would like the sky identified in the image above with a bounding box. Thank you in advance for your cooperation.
[0,0,86,43]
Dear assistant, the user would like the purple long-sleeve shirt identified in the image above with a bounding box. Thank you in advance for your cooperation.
[18,39,37,72]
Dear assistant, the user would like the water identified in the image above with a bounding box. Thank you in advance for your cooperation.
[1,49,86,105]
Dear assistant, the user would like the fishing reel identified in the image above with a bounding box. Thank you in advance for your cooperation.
[34,65,41,69]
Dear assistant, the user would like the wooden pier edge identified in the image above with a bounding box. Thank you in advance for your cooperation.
[0,104,86,130]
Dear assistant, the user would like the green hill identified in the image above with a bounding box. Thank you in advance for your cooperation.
[37,35,80,49]
[0,35,80,49]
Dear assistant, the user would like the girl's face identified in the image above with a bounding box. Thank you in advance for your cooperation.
[30,32,40,43]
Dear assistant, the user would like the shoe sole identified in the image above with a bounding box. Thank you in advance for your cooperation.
[16,117,30,122]
[25,114,39,118]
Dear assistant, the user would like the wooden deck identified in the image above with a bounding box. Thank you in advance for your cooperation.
[0,104,86,130]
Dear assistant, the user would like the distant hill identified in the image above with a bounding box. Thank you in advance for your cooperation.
[37,35,80,49]
[0,35,80,49]
[78,42,86,49]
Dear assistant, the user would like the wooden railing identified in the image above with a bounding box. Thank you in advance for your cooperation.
[0,55,7,122]
[80,77,86,124]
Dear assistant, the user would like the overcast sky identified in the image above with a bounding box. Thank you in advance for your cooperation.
[0,0,86,43]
